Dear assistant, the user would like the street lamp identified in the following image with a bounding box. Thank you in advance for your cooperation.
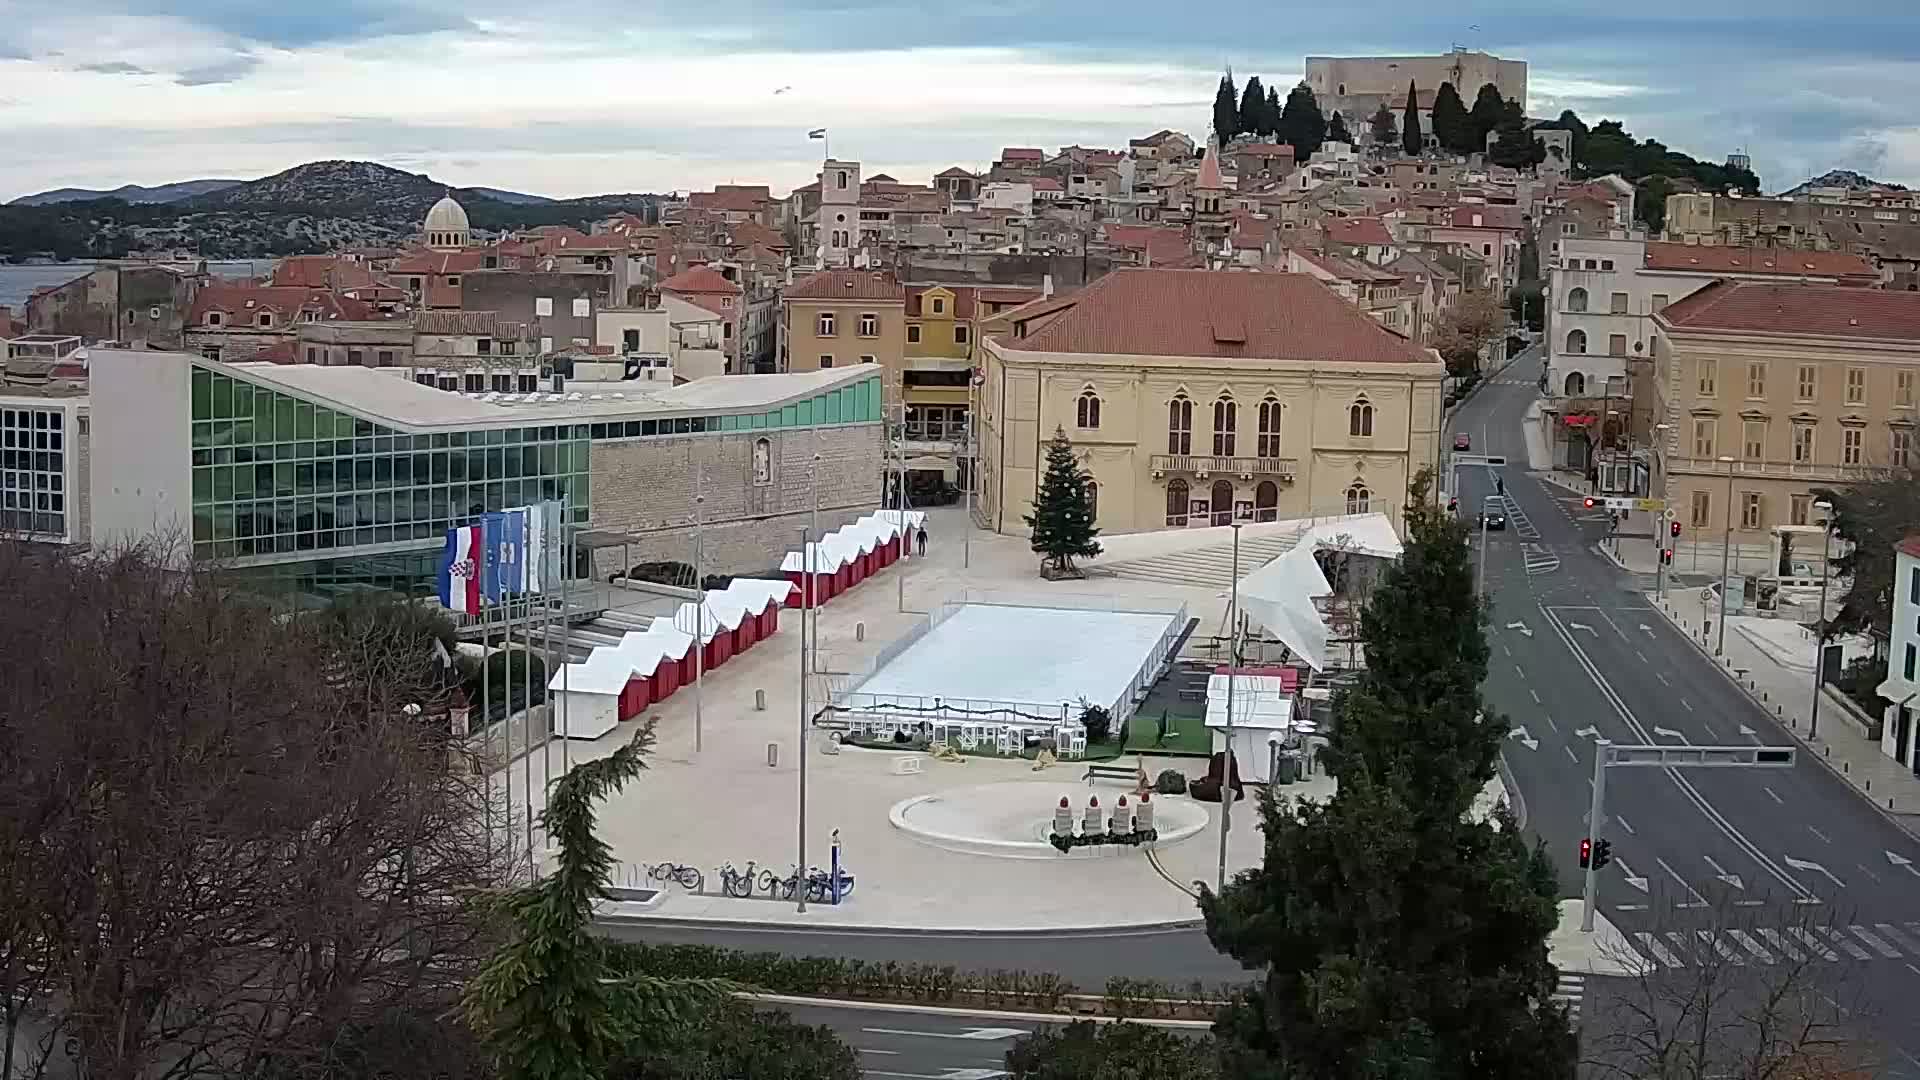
[796,520,813,913]
[1653,423,1672,597]
[1217,519,1243,892]
[1809,499,1834,739]
[1715,455,1736,657]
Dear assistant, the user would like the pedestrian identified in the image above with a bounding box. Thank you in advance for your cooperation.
[916,525,928,557]
[1495,476,1505,497]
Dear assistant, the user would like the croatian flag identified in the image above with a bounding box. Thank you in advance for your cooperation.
[438,524,483,614]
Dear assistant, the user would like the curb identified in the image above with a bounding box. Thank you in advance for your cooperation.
[594,913,1210,937]
[1644,595,1920,839]
[1496,749,1529,832]
[740,992,1217,1029]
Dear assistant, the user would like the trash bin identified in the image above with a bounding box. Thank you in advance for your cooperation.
[1275,751,1300,785]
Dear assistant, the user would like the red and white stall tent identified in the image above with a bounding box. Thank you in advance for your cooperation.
[781,539,848,609]
[542,646,635,740]
[726,578,794,638]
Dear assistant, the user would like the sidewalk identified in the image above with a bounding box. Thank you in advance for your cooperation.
[1646,596,1920,836]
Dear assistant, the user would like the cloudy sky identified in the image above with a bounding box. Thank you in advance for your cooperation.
[1,1,1915,201]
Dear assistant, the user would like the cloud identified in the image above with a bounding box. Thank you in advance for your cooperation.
[174,54,260,86]
[75,61,151,75]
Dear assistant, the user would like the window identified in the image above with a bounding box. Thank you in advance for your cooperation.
[447,275,460,286]
[1845,366,1865,404]
[1608,333,1628,357]
[1562,222,1577,235]
[1792,423,1814,463]
[1076,390,1101,430]
[1789,493,1811,526]
[819,355,834,368]
[720,296,733,308]
[256,312,273,327]
[1166,478,1189,526]
[1746,362,1767,399]
[1697,358,1717,396]
[1912,565,1920,606]
[1566,329,1587,354]
[723,323,732,340]
[860,354,875,364]
[622,329,639,353]
[206,312,223,327]
[1796,364,1817,401]
[1843,427,1863,465]
[907,324,921,344]
[572,298,591,318]
[954,325,970,345]
[377,350,395,367]
[836,170,848,189]
[1212,396,1237,456]
[1610,292,1629,314]
[858,312,878,337]
[1690,490,1711,528]
[1085,480,1098,522]
[1167,396,1192,455]
[1345,482,1371,514]
[464,373,485,392]
[1257,396,1282,457]
[1652,293,1671,312]
[1692,418,1716,458]
[1899,369,1916,407]
[1894,428,1913,467]
[1743,420,1765,460]
[1566,287,1589,313]
[1348,398,1374,437]
[1740,492,1763,530]
[931,297,945,314]
[306,347,317,364]
[817,312,836,336]
[479,338,493,355]
[535,297,553,317]
[1906,643,1916,682]
[1601,259,1615,271]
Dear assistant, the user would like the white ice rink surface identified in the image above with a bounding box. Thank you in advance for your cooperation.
[849,603,1180,711]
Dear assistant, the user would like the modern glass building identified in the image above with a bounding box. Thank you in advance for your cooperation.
[92,350,886,602]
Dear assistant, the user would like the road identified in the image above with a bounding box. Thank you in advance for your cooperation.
[1448,347,1920,1075]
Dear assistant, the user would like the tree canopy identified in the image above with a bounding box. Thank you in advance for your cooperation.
[1430,81,1471,154]
[1812,465,1920,637]
[1277,83,1328,160]
[1369,103,1398,148]
[1240,75,1272,137]
[1214,73,1240,146]
[1401,80,1424,157]
[1326,110,1352,145]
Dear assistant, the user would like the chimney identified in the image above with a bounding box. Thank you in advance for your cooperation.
[1042,273,1054,299]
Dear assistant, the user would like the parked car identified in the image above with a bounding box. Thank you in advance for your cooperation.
[1453,433,1472,451]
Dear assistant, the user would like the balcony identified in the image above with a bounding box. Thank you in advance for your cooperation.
[1676,457,1877,483]
[1150,454,1297,481]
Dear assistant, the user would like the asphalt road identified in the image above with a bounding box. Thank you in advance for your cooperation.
[1448,348,1920,1076]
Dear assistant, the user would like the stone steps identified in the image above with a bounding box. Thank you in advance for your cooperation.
[1102,533,1302,588]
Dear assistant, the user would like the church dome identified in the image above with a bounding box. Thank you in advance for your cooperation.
[423,195,470,249]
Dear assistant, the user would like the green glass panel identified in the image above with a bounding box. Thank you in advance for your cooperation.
[192,422,212,449]
[254,390,276,442]
[275,396,296,439]
[213,468,234,501]
[796,398,813,426]
[781,404,798,427]
[192,469,211,504]
[824,390,841,423]
[192,368,212,420]
[191,509,211,543]
[211,374,233,419]
[275,463,295,497]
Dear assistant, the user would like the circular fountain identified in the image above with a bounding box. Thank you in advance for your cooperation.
[889,781,1208,859]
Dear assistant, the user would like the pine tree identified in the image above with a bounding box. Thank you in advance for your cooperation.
[1276,83,1327,160]
[1468,83,1507,152]
[1430,81,1470,154]
[1266,86,1282,138]
[1023,429,1101,576]
[1239,75,1268,138]
[1213,73,1240,148]
[1401,79,1423,156]
[1325,110,1351,145]
[1369,103,1398,148]
[1200,474,1578,1080]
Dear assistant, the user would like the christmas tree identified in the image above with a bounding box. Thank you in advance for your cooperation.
[1024,428,1102,577]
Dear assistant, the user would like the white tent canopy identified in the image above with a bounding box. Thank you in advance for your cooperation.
[1203,673,1298,732]
[1233,511,1402,673]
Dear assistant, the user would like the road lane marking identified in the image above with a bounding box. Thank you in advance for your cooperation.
[1727,929,1775,964]
[1657,856,1712,907]
[1766,786,1784,804]
[1788,928,1840,961]
[1807,825,1831,844]
[1665,931,1695,964]
[1529,688,1541,703]
[1880,923,1920,956]
[1681,699,1694,712]
[1656,672,1669,686]
[1616,816,1635,835]
[1701,722,1721,741]
[1514,663,1525,678]
[1850,925,1903,958]
[864,1027,1032,1041]
[1634,931,1683,968]
[1545,714,1559,732]
[1858,864,1881,883]
[1635,650,1648,663]
[1564,745,1579,764]
[1820,929,1873,961]
[1758,928,1806,962]
[859,1049,903,1056]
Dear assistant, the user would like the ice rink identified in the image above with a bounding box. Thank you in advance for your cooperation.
[847,603,1182,714]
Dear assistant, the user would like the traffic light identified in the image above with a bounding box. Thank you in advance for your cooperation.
[1670,520,1682,539]
[1578,837,1592,869]
[1661,549,1674,566]
[1593,839,1613,870]
[1582,497,1597,509]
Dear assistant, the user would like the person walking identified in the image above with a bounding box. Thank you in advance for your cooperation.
[916,525,928,557]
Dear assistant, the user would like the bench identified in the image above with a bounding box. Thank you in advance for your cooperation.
[1177,688,1208,703]
[1084,763,1140,786]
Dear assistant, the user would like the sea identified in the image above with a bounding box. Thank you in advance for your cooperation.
[0,260,276,309]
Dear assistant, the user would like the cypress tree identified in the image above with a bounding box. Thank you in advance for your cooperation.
[1430,81,1470,153]
[1468,83,1508,151]
[1401,79,1423,156]
[1369,103,1398,148]
[1326,110,1352,145]
[1023,429,1101,576]
[1213,73,1240,147]
[1239,75,1268,138]
[1266,86,1282,138]
[1277,83,1327,160]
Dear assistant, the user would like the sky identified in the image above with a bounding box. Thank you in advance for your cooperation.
[1,1,1916,201]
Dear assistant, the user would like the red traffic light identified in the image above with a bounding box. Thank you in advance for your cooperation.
[1582,497,1597,509]
[1662,549,1674,565]
[1578,837,1592,869]
[1670,520,1682,538]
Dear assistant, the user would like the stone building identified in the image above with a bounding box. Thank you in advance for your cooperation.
[26,263,203,349]
[1305,49,1528,130]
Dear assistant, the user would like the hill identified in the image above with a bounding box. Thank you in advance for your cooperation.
[1777,169,1908,198]
[10,179,245,206]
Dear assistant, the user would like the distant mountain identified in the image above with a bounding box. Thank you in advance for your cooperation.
[468,186,555,205]
[1777,169,1909,198]
[9,179,245,206]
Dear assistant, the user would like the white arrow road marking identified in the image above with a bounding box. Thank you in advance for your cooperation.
[1639,623,1656,637]
[1738,724,1757,738]
[1889,851,1920,877]
[1568,621,1597,635]
[1574,726,1599,739]
[1508,726,1539,750]
[1782,855,1847,890]
[1653,726,1686,739]
[863,1028,1030,1042]
[1507,620,1534,638]
[1703,855,1746,891]
[1616,858,1650,893]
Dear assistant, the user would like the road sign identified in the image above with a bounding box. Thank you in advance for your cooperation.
[1590,496,1667,512]
[1450,454,1508,467]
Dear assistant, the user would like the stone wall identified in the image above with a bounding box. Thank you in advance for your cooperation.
[587,422,883,577]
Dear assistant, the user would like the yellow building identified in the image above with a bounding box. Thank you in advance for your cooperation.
[977,268,1446,535]
[1650,281,1920,551]
[779,269,907,397]
[901,282,1043,442]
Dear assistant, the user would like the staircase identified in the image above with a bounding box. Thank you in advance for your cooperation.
[1100,533,1303,589]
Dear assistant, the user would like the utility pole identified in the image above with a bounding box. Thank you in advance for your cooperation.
[1809,501,1834,738]
[693,460,706,754]
[1216,521,1242,891]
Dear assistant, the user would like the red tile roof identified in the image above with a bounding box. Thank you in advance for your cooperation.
[1002,268,1436,364]
[414,310,501,336]
[189,284,374,325]
[1326,216,1393,247]
[783,269,906,302]
[727,220,788,251]
[1103,224,1192,266]
[251,340,299,363]
[1031,177,1063,192]
[1000,147,1044,162]
[1896,534,1920,560]
[387,249,488,275]
[1447,205,1527,231]
[689,188,771,213]
[1291,247,1399,283]
[659,265,741,296]
[1235,142,1295,158]
[270,255,376,290]
[1656,280,1920,342]
[1642,242,1878,283]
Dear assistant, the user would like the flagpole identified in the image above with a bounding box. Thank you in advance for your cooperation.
[560,499,572,779]
[693,458,706,755]
[538,503,554,868]
[520,511,534,877]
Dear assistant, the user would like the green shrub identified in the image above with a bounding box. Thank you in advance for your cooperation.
[1078,700,1113,742]
[1155,769,1189,795]
[1004,1021,1220,1080]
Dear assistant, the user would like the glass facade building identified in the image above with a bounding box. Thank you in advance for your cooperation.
[0,404,69,539]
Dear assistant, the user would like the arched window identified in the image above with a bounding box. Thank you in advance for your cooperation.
[1166,478,1189,526]
[1566,329,1588,355]
[1210,479,1234,526]
[1564,371,1587,396]
[1084,479,1099,522]
[1346,482,1371,515]
[1167,396,1192,455]
[1348,397,1374,437]
[1566,287,1589,313]
[1212,395,1237,456]
[1257,396,1282,458]
[1076,390,1102,430]
[1255,480,1279,522]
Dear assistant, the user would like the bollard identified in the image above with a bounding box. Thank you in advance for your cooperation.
[1083,795,1104,837]
[1111,795,1134,835]
[767,742,779,768]
[1865,780,1871,793]
[1053,796,1074,839]
[1842,761,1849,774]
[756,688,767,711]
[856,621,866,642]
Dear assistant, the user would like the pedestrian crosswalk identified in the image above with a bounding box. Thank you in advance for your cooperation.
[1551,972,1585,1021]
[1523,542,1561,576]
[1622,922,1920,969]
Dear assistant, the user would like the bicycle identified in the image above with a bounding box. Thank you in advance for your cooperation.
[716,860,760,899]
[805,866,855,902]
[647,862,704,893]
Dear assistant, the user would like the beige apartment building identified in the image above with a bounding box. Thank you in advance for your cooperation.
[1650,281,1920,550]
[778,269,908,400]
[977,269,1445,535]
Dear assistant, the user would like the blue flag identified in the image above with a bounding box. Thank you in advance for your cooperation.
[498,508,527,595]
[480,512,506,604]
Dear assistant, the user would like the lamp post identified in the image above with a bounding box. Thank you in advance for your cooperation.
[1809,499,1834,739]
[797,520,813,913]
[1715,455,1736,656]
[693,469,706,754]
[1217,520,1243,892]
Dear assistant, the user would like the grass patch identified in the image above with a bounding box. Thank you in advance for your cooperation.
[1124,712,1214,757]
